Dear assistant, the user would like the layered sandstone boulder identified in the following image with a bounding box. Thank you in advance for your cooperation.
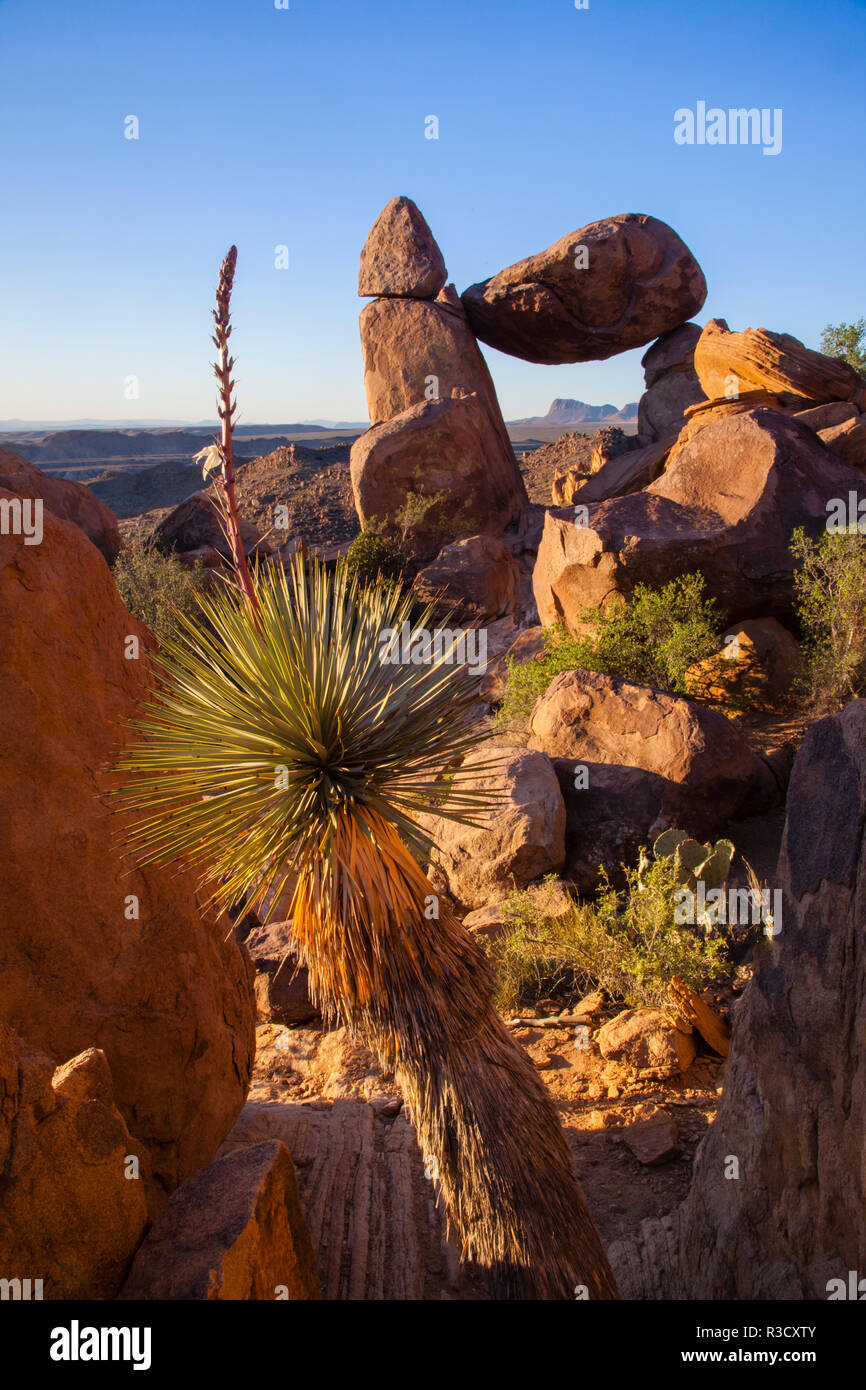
[609,700,866,1298]
[461,214,707,364]
[0,500,256,1205]
[693,318,865,405]
[0,1029,148,1299]
[533,409,866,631]
[421,746,566,910]
[358,195,447,299]
[0,446,121,563]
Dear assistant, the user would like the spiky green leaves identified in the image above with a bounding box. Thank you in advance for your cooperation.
[115,555,493,919]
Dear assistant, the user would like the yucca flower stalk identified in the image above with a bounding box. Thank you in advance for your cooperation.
[115,247,618,1300]
[193,244,258,611]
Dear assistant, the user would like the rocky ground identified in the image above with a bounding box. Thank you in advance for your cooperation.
[231,1006,727,1298]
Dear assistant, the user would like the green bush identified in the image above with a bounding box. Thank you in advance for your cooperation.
[484,862,729,1016]
[819,318,866,375]
[497,573,722,729]
[791,525,866,712]
[342,530,411,588]
[112,538,206,646]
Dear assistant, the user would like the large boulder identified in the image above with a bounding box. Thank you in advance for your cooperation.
[153,490,266,558]
[609,700,866,1298]
[638,322,705,441]
[527,670,764,884]
[461,214,707,365]
[421,746,566,910]
[818,414,866,467]
[0,499,256,1205]
[0,447,121,563]
[358,196,447,299]
[0,1030,149,1299]
[533,409,866,630]
[359,291,514,451]
[412,533,521,621]
[350,394,527,560]
[693,318,865,405]
[119,1141,321,1300]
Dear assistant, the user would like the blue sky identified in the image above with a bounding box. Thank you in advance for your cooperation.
[1,0,864,424]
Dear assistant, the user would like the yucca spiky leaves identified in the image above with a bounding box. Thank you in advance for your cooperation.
[115,553,618,1299]
[115,553,494,920]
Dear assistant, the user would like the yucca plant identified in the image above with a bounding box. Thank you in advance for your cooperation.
[114,248,618,1300]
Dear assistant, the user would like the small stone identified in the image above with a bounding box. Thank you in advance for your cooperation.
[622,1106,680,1166]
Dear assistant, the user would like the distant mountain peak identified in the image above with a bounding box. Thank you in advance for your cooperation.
[509,398,639,427]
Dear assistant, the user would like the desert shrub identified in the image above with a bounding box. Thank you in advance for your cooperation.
[819,318,866,375]
[342,530,411,588]
[112,537,206,646]
[791,525,866,712]
[485,862,729,1015]
[497,573,722,729]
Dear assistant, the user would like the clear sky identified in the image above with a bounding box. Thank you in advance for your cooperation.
[1,0,864,425]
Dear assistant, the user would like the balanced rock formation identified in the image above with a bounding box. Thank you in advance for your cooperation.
[637,322,705,441]
[461,214,707,364]
[358,195,447,299]
[0,1030,148,1299]
[533,409,866,631]
[351,200,527,553]
[609,699,866,1299]
[527,671,764,888]
[0,497,256,1205]
[0,446,121,563]
[421,746,566,910]
[359,290,514,450]
[120,1141,321,1300]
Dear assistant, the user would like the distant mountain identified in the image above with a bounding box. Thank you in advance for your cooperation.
[509,398,639,427]
[300,419,369,430]
[0,419,363,436]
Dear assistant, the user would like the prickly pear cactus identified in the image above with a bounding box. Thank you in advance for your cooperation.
[652,828,735,910]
